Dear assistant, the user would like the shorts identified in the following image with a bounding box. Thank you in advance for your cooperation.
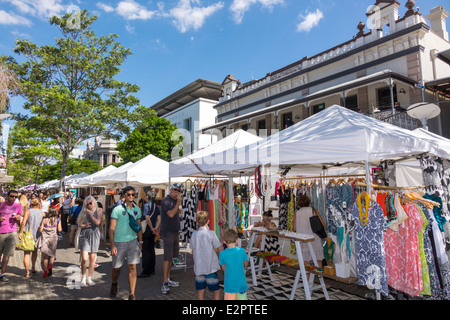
[161,232,179,261]
[112,239,141,269]
[195,272,220,291]
[224,291,248,300]
[0,232,18,257]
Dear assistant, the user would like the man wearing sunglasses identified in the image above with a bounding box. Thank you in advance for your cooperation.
[160,183,183,294]
[0,190,23,282]
[109,186,143,300]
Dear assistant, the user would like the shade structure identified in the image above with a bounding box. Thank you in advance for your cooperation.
[92,154,185,189]
[169,129,263,178]
[74,165,118,187]
[191,105,448,175]
[412,128,450,159]
[83,162,135,187]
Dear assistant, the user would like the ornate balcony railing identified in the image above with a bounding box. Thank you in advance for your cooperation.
[368,109,421,131]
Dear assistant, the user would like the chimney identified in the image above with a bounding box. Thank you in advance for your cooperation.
[426,5,449,41]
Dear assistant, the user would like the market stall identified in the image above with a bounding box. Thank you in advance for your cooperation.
[170,104,450,300]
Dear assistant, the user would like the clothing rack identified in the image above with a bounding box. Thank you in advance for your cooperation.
[283,174,366,180]
[354,182,428,191]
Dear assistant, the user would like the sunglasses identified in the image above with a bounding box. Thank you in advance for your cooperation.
[126,193,135,197]
[9,195,18,198]
[87,202,94,205]
[173,189,181,192]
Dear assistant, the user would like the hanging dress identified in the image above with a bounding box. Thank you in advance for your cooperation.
[180,185,197,245]
[351,195,389,296]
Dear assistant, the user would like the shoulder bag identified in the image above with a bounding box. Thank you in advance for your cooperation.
[309,207,327,239]
[123,204,141,234]
[142,202,156,233]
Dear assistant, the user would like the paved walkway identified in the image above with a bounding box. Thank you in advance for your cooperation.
[0,233,370,301]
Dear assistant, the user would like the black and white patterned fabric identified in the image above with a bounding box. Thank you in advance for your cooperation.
[180,185,197,245]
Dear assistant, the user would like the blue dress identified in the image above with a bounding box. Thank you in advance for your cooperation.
[351,201,389,296]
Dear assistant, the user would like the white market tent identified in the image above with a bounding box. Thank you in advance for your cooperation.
[190,105,449,176]
[74,165,117,187]
[91,154,185,189]
[81,161,135,187]
[169,129,263,178]
[169,105,450,229]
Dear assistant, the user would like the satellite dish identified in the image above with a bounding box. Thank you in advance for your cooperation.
[407,103,440,130]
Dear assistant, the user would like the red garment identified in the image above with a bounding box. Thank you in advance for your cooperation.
[376,192,387,216]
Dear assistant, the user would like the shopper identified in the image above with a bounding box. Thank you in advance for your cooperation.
[69,198,83,247]
[35,207,61,278]
[61,192,72,233]
[219,228,249,300]
[109,186,143,300]
[0,190,23,282]
[138,190,160,278]
[39,192,50,214]
[190,211,221,300]
[160,183,183,294]
[18,198,44,278]
[78,196,103,287]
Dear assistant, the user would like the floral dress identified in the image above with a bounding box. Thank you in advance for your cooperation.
[351,199,389,296]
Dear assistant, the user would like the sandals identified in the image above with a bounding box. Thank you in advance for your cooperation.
[24,274,30,279]
[109,283,118,297]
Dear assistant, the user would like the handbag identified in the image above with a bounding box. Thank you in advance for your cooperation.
[142,202,156,233]
[309,207,327,239]
[16,231,36,251]
[123,204,141,234]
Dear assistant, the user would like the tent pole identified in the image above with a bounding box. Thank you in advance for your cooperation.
[364,160,372,194]
[228,171,234,231]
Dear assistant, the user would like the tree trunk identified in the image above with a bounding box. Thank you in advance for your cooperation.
[59,151,70,192]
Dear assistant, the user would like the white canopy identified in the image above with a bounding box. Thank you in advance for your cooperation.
[189,105,448,175]
[169,129,263,177]
[412,128,450,159]
[83,162,135,187]
[74,165,117,187]
[92,154,185,189]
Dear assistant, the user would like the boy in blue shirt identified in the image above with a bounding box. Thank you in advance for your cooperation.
[219,228,249,300]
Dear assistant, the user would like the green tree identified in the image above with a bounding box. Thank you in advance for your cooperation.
[9,121,61,187]
[39,158,102,183]
[2,10,140,191]
[117,108,181,163]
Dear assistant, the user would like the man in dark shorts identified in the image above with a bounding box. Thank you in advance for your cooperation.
[160,183,182,294]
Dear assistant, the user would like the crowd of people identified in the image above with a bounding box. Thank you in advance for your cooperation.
[0,184,250,301]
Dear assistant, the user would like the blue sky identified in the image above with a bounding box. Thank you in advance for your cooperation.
[1,0,449,122]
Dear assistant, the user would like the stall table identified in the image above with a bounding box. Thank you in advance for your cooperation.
[247,228,329,300]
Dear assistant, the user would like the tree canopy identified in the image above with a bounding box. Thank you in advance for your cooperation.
[2,9,140,191]
[117,107,181,163]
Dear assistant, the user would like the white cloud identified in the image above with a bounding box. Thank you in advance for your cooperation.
[96,0,157,20]
[125,23,135,34]
[3,0,65,19]
[116,0,157,20]
[230,0,284,24]
[0,10,32,26]
[96,2,114,13]
[96,0,224,33]
[296,9,323,32]
[169,0,224,33]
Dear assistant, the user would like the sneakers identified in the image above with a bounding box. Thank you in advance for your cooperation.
[161,282,170,294]
[167,279,180,287]
[87,277,95,286]
[0,274,8,282]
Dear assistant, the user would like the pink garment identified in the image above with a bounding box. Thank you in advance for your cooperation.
[0,202,22,233]
[384,203,424,296]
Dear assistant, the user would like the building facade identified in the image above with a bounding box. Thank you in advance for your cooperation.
[83,136,122,167]
[202,0,450,139]
[150,79,222,155]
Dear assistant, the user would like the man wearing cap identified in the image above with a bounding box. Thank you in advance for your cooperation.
[160,183,182,294]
